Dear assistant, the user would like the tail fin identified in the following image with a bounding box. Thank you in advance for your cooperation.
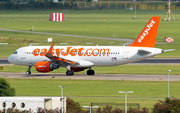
[129,16,160,48]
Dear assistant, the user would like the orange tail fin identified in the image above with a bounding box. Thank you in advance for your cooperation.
[129,16,160,48]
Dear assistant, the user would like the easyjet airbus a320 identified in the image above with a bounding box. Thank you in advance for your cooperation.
[8,17,173,76]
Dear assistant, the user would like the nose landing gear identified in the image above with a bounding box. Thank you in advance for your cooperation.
[26,66,32,75]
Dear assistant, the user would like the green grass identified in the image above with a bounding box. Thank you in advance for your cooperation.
[4,78,180,109]
[0,10,180,58]
[0,31,123,58]
[1,64,180,75]
[0,30,122,46]
[0,10,180,40]
[0,10,180,111]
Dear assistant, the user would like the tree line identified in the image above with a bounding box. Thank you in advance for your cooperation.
[0,1,77,10]
[0,0,179,2]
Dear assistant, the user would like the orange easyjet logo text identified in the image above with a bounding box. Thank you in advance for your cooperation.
[138,19,155,43]
[33,47,109,57]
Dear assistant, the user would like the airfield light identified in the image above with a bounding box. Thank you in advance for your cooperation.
[59,86,65,113]
[168,70,171,98]
[83,106,99,113]
[118,91,133,113]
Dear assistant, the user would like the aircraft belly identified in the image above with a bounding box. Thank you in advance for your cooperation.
[77,55,122,66]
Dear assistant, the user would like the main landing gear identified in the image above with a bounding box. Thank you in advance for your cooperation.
[66,70,74,76]
[66,65,74,76]
[26,66,32,75]
[87,68,95,75]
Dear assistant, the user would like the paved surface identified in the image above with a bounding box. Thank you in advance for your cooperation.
[0,60,10,64]
[0,29,132,42]
[0,72,179,81]
[1,58,180,65]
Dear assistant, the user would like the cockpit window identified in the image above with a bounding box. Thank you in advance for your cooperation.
[13,51,18,54]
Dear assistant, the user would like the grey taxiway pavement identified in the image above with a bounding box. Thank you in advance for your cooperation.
[0,72,179,81]
[1,58,180,81]
[1,58,180,64]
[0,29,132,42]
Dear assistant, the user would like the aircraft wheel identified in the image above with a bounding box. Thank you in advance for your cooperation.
[26,71,31,75]
[66,70,74,76]
[26,66,32,75]
[87,70,95,75]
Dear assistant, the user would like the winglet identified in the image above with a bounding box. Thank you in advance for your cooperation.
[47,42,54,55]
[129,16,160,48]
[45,42,54,58]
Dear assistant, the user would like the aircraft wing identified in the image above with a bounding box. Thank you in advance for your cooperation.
[45,43,94,67]
[45,42,78,65]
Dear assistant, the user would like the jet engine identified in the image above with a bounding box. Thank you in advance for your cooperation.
[36,61,59,72]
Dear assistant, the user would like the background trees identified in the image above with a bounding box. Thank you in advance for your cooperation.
[0,78,15,96]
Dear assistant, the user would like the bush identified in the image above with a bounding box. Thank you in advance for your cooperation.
[36,107,61,113]
[95,105,148,113]
[0,78,15,96]
[102,105,113,113]
[153,97,180,113]
[0,107,32,113]
[66,98,84,113]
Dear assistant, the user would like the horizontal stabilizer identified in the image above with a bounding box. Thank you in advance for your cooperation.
[138,50,151,56]
[163,49,175,52]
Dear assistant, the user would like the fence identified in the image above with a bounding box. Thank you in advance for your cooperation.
[91,102,140,112]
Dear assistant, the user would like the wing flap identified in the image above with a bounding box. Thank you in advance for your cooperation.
[49,56,77,65]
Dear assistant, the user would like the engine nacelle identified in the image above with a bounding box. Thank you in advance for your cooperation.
[36,61,59,73]
[70,67,87,72]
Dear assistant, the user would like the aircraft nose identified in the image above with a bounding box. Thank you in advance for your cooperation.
[8,55,13,63]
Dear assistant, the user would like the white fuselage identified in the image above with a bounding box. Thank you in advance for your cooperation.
[8,46,163,67]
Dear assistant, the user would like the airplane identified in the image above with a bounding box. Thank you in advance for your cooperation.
[8,16,173,76]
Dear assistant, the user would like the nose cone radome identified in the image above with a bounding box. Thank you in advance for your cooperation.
[8,55,13,64]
